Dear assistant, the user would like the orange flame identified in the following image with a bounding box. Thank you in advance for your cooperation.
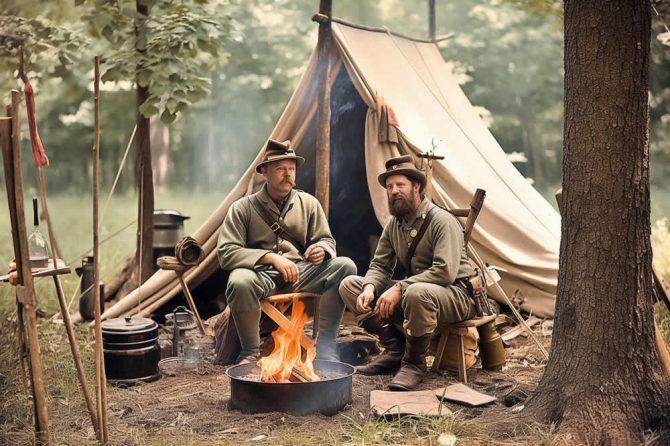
[258,299,320,383]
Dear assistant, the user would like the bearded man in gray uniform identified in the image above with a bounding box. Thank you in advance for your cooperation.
[338,155,477,390]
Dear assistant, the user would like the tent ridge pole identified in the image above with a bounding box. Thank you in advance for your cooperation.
[312,13,454,44]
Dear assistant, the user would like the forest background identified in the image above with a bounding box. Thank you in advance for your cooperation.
[1,0,669,291]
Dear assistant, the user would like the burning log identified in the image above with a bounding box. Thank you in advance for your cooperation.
[258,299,320,383]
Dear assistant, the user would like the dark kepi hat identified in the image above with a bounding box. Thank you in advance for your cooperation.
[377,155,426,188]
[255,139,305,173]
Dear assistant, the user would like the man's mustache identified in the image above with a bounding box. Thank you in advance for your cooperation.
[281,177,295,185]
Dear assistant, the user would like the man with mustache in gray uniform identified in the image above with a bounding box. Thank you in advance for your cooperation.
[217,139,356,364]
[338,155,477,390]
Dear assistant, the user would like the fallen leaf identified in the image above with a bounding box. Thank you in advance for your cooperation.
[250,434,267,442]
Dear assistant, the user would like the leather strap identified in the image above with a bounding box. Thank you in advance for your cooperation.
[248,194,305,253]
[405,206,437,276]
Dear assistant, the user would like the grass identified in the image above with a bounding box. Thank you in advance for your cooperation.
[242,411,560,445]
[0,191,227,315]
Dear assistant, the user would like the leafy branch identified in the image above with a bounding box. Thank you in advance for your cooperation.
[80,0,234,124]
[0,15,85,96]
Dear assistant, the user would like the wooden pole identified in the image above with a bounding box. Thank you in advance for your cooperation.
[428,0,436,40]
[92,56,109,444]
[5,90,50,444]
[1,113,29,391]
[315,0,333,217]
[177,273,206,335]
[36,167,99,435]
[25,41,97,425]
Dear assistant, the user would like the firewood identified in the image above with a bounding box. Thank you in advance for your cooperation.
[290,369,310,382]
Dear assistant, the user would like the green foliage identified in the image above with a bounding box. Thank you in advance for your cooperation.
[0,0,668,202]
[0,15,85,101]
[80,0,234,124]
[179,0,316,189]
[502,0,562,18]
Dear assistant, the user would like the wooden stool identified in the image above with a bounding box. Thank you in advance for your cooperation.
[431,314,499,383]
[260,292,322,350]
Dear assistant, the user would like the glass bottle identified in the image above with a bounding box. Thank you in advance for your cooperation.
[28,197,49,268]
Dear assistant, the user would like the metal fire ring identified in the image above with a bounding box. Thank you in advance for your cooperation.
[226,359,355,416]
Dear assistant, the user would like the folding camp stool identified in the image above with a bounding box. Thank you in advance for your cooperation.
[431,314,498,383]
[259,292,322,349]
[429,189,505,383]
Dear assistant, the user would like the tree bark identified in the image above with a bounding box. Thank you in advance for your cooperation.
[524,1,670,443]
[135,0,154,285]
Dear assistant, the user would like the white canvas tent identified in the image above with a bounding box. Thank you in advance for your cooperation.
[102,21,560,321]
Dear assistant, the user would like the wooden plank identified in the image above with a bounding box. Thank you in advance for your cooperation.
[435,383,496,407]
[0,259,69,282]
[370,390,449,417]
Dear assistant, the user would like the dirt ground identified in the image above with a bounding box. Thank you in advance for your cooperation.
[0,314,554,446]
[99,320,551,445]
[107,362,537,440]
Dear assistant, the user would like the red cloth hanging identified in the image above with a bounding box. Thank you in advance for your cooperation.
[22,80,49,167]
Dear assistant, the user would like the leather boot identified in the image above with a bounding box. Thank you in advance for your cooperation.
[316,336,340,362]
[388,334,431,391]
[237,353,261,365]
[356,313,405,375]
[233,310,261,365]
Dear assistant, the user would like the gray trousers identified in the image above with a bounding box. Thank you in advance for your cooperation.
[338,275,475,337]
[226,257,357,353]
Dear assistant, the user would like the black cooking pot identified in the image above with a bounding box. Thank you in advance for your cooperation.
[102,316,161,385]
[153,209,190,270]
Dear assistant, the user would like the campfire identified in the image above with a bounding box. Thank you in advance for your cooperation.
[258,299,320,383]
[226,297,355,415]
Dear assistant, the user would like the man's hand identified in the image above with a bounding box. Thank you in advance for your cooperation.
[375,284,402,319]
[304,245,326,265]
[356,284,376,313]
[7,261,17,286]
[263,253,299,283]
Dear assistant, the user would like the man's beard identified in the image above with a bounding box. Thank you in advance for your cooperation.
[388,195,414,218]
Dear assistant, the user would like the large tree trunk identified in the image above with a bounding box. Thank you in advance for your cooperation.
[524,1,670,443]
[135,0,154,285]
